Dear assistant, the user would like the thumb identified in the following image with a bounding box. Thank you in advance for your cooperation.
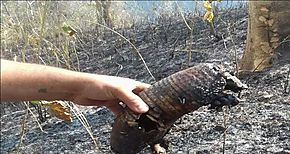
[114,88,149,113]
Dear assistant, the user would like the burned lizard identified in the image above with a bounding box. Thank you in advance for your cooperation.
[110,63,247,154]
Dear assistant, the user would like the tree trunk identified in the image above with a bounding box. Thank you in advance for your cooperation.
[240,1,290,72]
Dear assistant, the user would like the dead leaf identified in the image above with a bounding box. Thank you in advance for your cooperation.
[30,101,72,122]
[46,101,72,122]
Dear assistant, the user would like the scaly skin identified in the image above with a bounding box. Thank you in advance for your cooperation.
[110,63,247,154]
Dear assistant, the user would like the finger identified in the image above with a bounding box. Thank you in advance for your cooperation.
[73,97,102,106]
[74,97,115,107]
[133,85,150,94]
[104,100,123,115]
[74,98,123,114]
[137,82,151,89]
[132,82,151,94]
[114,88,149,113]
[107,105,123,115]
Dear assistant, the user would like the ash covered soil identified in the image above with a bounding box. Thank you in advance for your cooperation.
[1,8,290,153]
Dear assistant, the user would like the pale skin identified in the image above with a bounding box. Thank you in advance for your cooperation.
[0,59,150,114]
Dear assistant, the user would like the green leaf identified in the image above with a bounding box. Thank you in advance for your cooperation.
[62,23,77,36]
[30,100,41,105]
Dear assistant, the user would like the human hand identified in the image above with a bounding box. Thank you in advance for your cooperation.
[71,75,151,115]
[0,59,150,115]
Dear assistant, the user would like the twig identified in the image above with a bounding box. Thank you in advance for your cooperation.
[2,1,11,17]
[68,103,100,151]
[16,109,28,154]
[172,35,181,48]
[187,31,194,67]
[115,62,123,76]
[219,17,239,77]
[94,22,156,81]
[227,24,239,77]
[175,2,192,31]
[175,2,194,67]
[221,35,228,50]
[24,102,44,132]
[38,55,47,65]
[174,49,203,53]
[207,122,231,151]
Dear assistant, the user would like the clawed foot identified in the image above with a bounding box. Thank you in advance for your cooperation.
[209,71,248,110]
[152,143,166,154]
[209,93,239,110]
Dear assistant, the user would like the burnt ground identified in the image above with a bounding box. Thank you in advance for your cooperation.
[1,8,290,154]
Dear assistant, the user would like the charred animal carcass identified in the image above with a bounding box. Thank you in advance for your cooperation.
[110,63,247,154]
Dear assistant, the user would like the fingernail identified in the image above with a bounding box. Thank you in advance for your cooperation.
[138,102,149,113]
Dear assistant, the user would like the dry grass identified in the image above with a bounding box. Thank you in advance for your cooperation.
[1,1,245,152]
[1,1,162,151]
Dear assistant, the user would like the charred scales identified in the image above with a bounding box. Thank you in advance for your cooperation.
[110,63,247,154]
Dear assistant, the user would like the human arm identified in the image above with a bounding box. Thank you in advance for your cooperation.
[0,59,150,114]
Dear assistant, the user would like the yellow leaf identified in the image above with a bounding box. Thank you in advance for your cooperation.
[203,1,212,11]
[203,1,214,23]
[203,11,214,23]
[47,101,72,122]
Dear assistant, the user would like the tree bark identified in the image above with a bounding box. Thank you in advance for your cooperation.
[240,1,290,72]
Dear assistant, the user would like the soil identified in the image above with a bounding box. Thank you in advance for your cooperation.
[1,8,290,154]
